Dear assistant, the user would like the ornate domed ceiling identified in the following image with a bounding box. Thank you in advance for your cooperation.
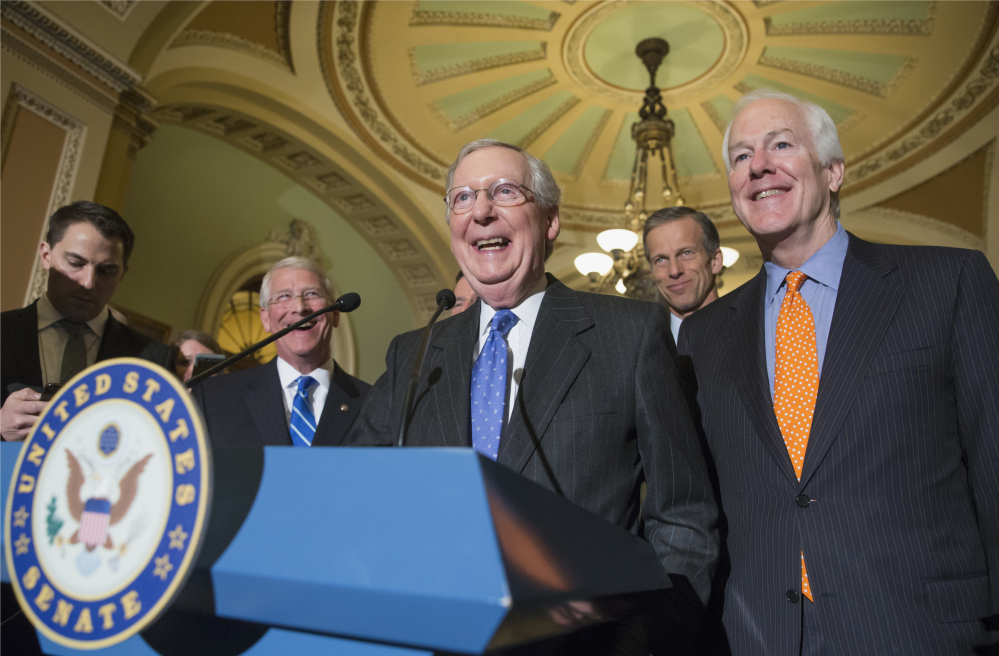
[322,0,998,228]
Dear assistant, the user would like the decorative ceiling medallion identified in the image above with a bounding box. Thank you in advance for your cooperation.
[319,0,447,191]
[562,1,748,105]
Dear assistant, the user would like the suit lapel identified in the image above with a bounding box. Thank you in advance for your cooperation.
[245,360,291,446]
[312,363,365,447]
[424,303,478,447]
[498,281,593,474]
[96,311,120,362]
[729,269,800,486]
[800,236,902,486]
[8,302,43,390]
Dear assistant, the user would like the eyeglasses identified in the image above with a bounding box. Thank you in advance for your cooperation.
[444,179,535,214]
[266,290,327,308]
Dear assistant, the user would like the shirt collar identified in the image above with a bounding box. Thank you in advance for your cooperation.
[36,293,109,338]
[765,222,848,306]
[276,356,334,391]
[478,275,548,338]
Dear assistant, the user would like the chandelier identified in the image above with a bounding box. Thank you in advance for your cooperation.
[575,38,681,298]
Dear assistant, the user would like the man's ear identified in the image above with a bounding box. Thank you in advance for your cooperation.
[710,248,724,275]
[546,206,560,242]
[827,160,845,193]
[39,242,52,270]
[119,262,129,282]
[259,306,273,333]
[330,310,340,329]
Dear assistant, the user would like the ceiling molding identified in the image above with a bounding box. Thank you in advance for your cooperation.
[319,0,447,192]
[843,36,999,195]
[1,0,142,93]
[152,102,449,323]
[97,1,139,22]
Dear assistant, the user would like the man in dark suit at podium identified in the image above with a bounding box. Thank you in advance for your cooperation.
[193,257,370,447]
[347,140,718,645]
[1,201,174,441]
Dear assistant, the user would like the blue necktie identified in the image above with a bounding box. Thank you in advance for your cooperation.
[471,309,518,460]
[290,376,318,447]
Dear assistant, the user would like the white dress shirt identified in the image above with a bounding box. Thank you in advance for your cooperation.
[275,356,335,426]
[670,312,683,346]
[475,276,547,427]
[36,293,109,387]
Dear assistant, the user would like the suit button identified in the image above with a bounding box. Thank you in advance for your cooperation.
[787,590,800,604]
[340,404,348,411]
[796,494,810,508]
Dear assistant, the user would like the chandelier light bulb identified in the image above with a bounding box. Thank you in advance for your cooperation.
[615,279,627,294]
[597,229,639,253]
[720,246,740,268]
[575,252,614,276]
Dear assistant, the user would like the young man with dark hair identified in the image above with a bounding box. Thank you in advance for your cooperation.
[1,201,174,441]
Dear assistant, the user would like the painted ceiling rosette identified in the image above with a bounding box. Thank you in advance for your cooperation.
[321,0,999,228]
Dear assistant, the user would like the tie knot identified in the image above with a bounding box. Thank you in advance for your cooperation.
[296,375,317,396]
[491,309,518,337]
[785,271,808,293]
[59,319,88,337]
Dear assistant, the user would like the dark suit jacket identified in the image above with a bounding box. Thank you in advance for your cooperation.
[346,276,719,604]
[1,300,175,404]
[1,300,175,656]
[192,358,371,447]
[678,234,999,655]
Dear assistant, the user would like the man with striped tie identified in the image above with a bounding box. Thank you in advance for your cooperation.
[193,257,370,448]
[678,88,999,655]
[348,139,718,653]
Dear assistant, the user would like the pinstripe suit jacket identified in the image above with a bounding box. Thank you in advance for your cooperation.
[346,276,719,604]
[678,234,999,655]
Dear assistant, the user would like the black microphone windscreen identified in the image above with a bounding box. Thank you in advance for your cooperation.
[336,293,361,312]
[436,288,456,310]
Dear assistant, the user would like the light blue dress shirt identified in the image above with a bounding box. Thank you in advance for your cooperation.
[764,222,849,400]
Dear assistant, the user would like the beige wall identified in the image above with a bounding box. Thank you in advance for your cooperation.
[0,106,66,310]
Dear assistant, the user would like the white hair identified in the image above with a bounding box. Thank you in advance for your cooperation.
[722,88,844,218]
[259,256,335,307]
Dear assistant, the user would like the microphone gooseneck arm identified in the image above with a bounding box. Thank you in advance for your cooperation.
[185,293,361,388]
[397,289,456,447]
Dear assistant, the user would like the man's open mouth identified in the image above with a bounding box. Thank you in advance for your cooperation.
[293,320,318,331]
[475,237,510,251]
[754,189,787,201]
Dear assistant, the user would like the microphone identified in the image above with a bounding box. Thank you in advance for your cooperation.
[185,292,362,388]
[396,289,456,447]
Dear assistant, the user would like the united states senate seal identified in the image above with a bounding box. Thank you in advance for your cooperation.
[4,358,211,649]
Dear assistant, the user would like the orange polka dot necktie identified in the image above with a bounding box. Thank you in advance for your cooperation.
[774,271,816,602]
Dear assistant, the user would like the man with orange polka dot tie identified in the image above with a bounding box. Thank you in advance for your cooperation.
[678,87,999,656]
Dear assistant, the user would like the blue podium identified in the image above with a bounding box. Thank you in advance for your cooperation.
[3,442,680,655]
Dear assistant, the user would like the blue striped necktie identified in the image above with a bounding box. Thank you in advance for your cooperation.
[471,309,518,460]
[290,375,318,447]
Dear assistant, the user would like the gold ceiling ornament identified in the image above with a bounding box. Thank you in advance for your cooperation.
[319,0,447,189]
[576,38,683,300]
[561,1,747,105]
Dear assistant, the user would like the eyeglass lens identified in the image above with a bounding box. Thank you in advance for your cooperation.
[447,179,527,212]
